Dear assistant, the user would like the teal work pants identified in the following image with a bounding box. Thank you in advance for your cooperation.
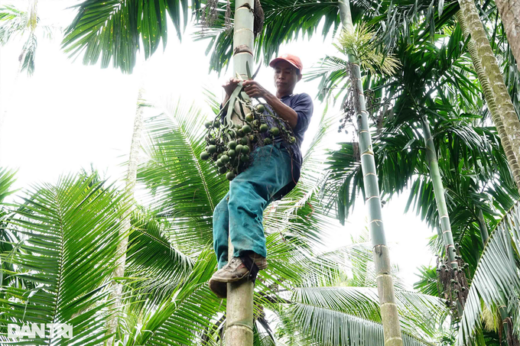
[213,143,292,270]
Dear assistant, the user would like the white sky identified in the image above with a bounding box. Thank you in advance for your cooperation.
[0,0,435,289]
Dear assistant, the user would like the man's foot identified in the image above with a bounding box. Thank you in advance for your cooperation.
[208,253,267,298]
[208,280,227,299]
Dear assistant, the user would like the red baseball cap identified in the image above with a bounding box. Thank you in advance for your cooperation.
[269,54,303,73]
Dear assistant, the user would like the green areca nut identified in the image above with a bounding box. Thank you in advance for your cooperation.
[200,152,210,160]
[226,172,235,180]
[242,125,252,134]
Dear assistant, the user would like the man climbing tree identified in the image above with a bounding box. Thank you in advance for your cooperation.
[209,54,314,298]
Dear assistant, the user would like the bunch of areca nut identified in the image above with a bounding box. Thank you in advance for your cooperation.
[200,74,296,181]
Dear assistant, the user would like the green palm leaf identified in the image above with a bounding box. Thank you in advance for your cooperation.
[0,174,131,345]
[457,201,520,345]
[287,295,439,346]
[124,208,194,308]
[0,5,28,43]
[196,0,459,73]
[0,168,17,204]
[138,99,229,255]
[62,0,197,73]
[195,0,351,73]
[132,247,224,345]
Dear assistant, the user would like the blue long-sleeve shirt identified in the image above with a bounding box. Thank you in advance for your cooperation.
[256,93,314,200]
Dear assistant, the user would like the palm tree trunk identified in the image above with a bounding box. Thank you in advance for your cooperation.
[421,119,459,271]
[338,1,403,345]
[493,0,520,72]
[105,84,145,345]
[225,0,255,345]
[455,6,520,191]
[421,118,466,317]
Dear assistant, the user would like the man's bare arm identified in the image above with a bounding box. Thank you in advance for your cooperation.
[242,80,298,129]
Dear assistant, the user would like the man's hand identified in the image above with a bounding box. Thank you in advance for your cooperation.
[223,78,240,97]
[242,80,269,98]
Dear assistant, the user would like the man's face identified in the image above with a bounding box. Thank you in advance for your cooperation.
[273,60,302,95]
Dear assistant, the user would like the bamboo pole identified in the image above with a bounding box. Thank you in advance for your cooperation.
[225,0,255,345]
[338,1,403,345]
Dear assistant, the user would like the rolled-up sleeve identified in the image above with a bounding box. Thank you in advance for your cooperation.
[292,93,314,134]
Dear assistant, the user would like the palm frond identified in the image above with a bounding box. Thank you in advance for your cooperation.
[288,297,438,346]
[0,168,17,204]
[0,5,28,44]
[0,173,131,345]
[124,208,194,309]
[62,0,197,73]
[138,99,229,255]
[457,201,520,345]
[337,23,401,75]
[195,0,350,73]
[20,32,37,75]
[132,247,224,345]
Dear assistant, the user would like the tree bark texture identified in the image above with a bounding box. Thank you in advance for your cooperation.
[225,0,255,345]
[494,0,520,72]
[339,1,404,345]
[455,6,520,192]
